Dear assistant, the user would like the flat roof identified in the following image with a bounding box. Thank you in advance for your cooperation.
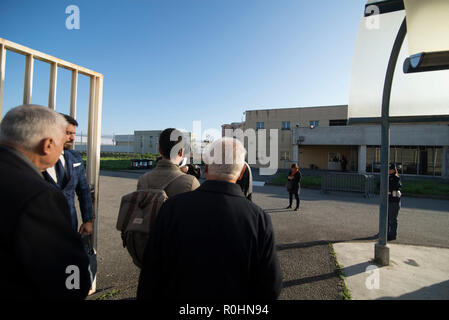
[245,104,348,112]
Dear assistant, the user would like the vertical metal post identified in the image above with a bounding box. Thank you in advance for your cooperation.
[87,76,96,175]
[23,54,34,104]
[85,75,103,293]
[375,18,407,266]
[0,44,5,121]
[92,76,103,249]
[48,62,58,110]
[70,70,78,119]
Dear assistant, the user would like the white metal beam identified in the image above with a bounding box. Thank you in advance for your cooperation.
[70,70,78,118]
[0,38,102,78]
[48,62,58,110]
[23,54,34,105]
[0,44,5,120]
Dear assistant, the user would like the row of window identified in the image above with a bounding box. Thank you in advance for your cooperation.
[366,146,443,176]
[255,119,347,130]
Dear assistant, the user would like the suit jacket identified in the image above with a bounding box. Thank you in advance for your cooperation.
[137,180,282,300]
[0,145,90,299]
[137,159,200,196]
[44,150,93,231]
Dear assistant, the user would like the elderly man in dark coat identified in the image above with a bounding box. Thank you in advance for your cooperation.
[137,137,282,300]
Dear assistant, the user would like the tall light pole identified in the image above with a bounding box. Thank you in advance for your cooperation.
[349,0,449,265]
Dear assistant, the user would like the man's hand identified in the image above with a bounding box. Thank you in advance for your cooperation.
[79,221,93,235]
[180,165,189,173]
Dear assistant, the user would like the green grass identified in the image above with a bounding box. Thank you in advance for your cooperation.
[401,179,449,197]
[82,153,159,170]
[96,289,121,300]
[269,172,449,198]
[329,243,352,300]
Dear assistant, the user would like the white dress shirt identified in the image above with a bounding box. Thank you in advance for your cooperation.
[47,151,66,183]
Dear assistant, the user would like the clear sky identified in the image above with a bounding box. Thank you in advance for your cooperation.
[0,0,366,137]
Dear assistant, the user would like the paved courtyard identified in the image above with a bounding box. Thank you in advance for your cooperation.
[88,171,449,300]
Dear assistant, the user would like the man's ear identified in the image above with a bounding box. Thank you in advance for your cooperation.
[237,164,246,181]
[39,138,53,155]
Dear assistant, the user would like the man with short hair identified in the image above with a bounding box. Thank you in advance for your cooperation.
[44,114,93,235]
[136,128,200,195]
[0,105,91,299]
[137,137,282,300]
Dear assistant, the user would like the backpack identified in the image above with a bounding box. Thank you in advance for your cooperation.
[116,172,182,268]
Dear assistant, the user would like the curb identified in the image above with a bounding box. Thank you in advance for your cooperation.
[328,243,352,300]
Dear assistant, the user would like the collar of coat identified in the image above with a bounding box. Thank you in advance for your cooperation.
[198,180,245,198]
[156,159,181,169]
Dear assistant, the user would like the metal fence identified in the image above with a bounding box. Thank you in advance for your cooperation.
[321,172,375,197]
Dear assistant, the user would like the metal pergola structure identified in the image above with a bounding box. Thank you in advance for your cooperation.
[0,38,103,290]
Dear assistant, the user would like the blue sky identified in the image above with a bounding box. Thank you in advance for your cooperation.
[0,0,366,136]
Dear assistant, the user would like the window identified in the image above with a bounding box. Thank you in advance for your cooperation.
[329,119,347,126]
[366,145,442,176]
[282,121,291,130]
[256,122,265,129]
[309,120,319,128]
[280,151,290,161]
[328,152,340,163]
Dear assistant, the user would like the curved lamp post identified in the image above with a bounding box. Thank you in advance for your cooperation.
[374,0,449,265]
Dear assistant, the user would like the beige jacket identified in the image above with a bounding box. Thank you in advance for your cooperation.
[137,159,200,197]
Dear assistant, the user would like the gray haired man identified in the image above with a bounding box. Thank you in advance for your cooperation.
[0,105,91,299]
[137,137,282,300]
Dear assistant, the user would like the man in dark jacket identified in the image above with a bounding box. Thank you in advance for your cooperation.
[137,137,282,300]
[0,105,91,299]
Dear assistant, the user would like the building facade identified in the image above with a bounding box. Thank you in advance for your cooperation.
[133,130,162,154]
[133,130,192,155]
[222,122,245,137]
[243,105,449,178]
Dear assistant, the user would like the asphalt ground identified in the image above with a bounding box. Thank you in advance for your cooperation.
[86,170,449,300]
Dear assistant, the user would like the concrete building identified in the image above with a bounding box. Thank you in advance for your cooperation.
[222,122,245,137]
[134,130,162,154]
[243,105,449,178]
[133,130,192,155]
[113,134,134,153]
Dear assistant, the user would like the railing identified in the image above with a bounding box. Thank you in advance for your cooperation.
[0,38,103,292]
[321,172,375,197]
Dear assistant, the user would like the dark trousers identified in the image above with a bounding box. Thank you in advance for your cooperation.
[289,192,299,209]
[388,201,400,238]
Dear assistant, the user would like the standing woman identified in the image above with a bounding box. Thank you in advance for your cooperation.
[388,163,402,241]
[286,163,301,211]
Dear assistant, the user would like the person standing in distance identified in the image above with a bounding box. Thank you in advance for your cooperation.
[0,105,91,299]
[286,163,301,211]
[388,163,402,241]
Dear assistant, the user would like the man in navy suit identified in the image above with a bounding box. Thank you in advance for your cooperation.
[44,115,93,234]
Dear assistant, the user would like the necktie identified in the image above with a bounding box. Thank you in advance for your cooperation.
[55,159,67,187]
